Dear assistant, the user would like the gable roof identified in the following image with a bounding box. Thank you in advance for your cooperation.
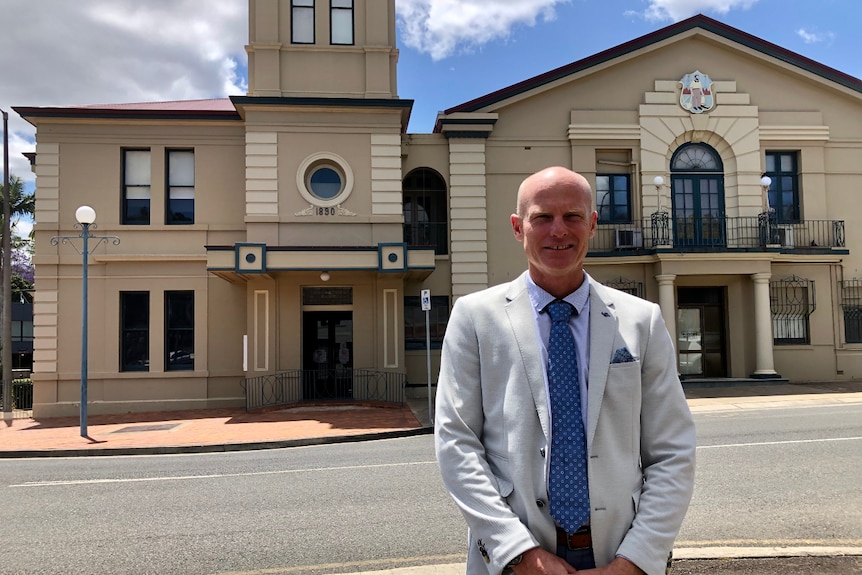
[437,14,862,128]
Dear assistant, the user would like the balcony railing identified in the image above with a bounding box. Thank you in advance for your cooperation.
[590,213,846,254]
[404,221,448,255]
[241,368,406,411]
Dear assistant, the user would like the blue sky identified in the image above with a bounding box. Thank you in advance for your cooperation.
[1,0,860,236]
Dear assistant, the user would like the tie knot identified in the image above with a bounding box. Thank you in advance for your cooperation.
[547,300,574,323]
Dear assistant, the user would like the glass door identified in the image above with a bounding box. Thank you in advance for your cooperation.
[302,311,353,400]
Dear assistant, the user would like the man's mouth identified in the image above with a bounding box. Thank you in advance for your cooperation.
[547,245,572,250]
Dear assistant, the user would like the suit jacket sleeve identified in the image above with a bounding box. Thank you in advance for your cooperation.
[434,293,540,574]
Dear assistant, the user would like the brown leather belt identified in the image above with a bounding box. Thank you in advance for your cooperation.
[556,525,592,550]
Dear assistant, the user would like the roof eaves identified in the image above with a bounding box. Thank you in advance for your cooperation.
[440,14,861,120]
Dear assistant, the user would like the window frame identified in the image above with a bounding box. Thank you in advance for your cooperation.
[296,152,354,208]
[764,151,800,223]
[120,291,150,372]
[404,295,449,350]
[166,149,195,225]
[291,0,315,44]
[122,148,151,225]
[165,291,195,372]
[402,168,449,255]
[595,173,632,224]
[330,0,354,45]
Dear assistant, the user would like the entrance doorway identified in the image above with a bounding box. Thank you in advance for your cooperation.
[677,287,727,378]
[302,311,353,400]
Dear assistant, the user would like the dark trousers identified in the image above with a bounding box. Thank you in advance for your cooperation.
[556,544,596,570]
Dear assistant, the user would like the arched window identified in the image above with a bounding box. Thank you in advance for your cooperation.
[671,143,726,247]
[403,168,448,255]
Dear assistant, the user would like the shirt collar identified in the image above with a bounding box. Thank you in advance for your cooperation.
[526,271,591,316]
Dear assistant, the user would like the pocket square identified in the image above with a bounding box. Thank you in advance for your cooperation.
[611,347,637,363]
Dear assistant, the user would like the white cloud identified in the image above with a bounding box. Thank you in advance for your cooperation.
[395,0,569,61]
[0,0,247,184]
[797,28,835,45]
[642,0,759,22]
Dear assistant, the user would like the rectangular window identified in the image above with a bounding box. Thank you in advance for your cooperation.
[840,280,862,344]
[165,291,194,371]
[404,296,449,350]
[292,0,314,44]
[167,149,195,224]
[123,149,151,225]
[121,292,149,371]
[770,279,813,345]
[330,0,353,45]
[764,151,800,223]
[596,174,631,224]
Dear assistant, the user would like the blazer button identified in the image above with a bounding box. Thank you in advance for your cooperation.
[540,448,546,458]
[536,499,546,508]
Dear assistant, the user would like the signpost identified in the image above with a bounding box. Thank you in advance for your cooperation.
[421,289,432,424]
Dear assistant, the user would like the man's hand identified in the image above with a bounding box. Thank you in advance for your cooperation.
[578,556,644,575]
[512,547,578,575]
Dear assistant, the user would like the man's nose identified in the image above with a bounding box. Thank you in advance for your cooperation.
[550,217,568,236]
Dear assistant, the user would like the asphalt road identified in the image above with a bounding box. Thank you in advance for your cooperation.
[0,403,860,574]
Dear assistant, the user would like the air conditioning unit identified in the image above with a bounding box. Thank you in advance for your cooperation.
[776,225,795,248]
[615,228,643,249]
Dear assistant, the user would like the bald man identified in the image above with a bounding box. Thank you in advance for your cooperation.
[435,167,695,575]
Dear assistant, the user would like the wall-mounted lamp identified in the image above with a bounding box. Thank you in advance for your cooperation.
[653,175,665,211]
[320,271,331,282]
[760,176,772,210]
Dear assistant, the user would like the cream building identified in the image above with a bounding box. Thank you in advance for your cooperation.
[15,2,862,417]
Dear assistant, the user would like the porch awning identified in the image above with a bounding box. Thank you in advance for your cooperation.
[205,242,436,282]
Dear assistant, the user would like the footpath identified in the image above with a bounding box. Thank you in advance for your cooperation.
[2,380,862,574]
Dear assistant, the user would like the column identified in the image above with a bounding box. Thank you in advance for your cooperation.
[751,273,781,378]
[655,274,677,351]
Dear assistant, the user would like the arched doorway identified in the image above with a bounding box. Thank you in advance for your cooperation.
[671,143,725,248]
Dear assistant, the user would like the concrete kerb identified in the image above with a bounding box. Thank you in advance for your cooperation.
[337,547,862,575]
[0,425,434,459]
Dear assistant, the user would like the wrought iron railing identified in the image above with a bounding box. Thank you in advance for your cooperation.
[404,221,448,255]
[590,213,845,253]
[241,368,406,411]
[0,380,33,411]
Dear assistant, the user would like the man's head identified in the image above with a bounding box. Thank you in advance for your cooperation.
[511,167,597,298]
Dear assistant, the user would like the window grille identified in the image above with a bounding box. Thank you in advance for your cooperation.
[770,275,815,345]
[604,276,644,299]
[302,287,352,306]
[839,279,862,344]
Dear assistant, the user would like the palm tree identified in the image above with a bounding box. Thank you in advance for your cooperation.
[1,176,35,233]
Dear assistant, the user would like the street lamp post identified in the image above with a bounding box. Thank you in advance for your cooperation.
[51,207,119,437]
[1,109,11,418]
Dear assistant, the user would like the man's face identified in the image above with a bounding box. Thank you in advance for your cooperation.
[511,171,597,295]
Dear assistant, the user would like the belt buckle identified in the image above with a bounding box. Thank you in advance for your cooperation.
[566,526,591,550]
[558,525,591,550]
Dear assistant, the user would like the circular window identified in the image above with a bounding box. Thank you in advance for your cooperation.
[309,166,343,200]
[297,152,354,208]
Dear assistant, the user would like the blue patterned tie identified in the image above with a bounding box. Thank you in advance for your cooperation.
[546,300,590,533]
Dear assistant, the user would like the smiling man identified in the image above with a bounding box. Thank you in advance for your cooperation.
[435,166,696,575]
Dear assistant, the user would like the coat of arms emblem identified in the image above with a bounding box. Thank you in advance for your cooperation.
[679,71,714,113]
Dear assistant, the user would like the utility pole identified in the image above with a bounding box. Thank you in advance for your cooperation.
[2,109,11,417]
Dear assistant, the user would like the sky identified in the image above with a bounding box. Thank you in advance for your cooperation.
[1,0,860,238]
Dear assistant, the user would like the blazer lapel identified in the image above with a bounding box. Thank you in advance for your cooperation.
[505,273,550,442]
[586,279,617,448]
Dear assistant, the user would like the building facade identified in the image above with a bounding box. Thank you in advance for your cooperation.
[16,2,862,417]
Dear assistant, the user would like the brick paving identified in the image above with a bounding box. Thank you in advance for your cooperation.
[0,404,423,455]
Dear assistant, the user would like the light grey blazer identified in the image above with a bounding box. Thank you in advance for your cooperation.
[435,273,696,575]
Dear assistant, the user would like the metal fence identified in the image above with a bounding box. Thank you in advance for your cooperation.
[241,369,406,411]
[0,380,33,411]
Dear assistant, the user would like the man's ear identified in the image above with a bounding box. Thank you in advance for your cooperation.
[511,213,524,240]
